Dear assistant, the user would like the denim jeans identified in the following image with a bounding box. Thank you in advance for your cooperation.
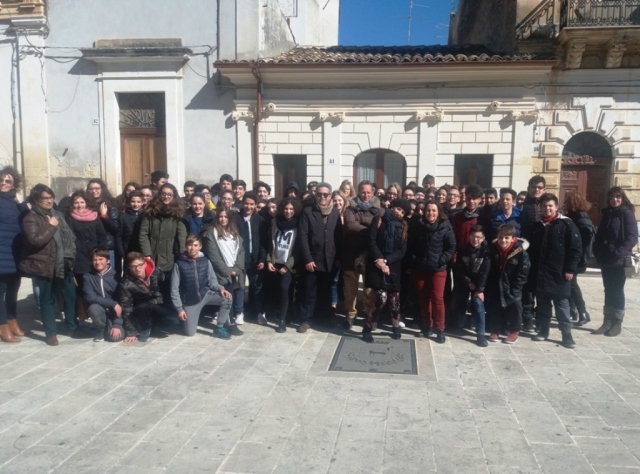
[33,273,77,337]
[470,296,486,335]
[536,292,572,335]
[0,274,21,325]
[601,266,626,310]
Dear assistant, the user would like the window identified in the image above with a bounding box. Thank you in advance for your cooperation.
[353,149,406,187]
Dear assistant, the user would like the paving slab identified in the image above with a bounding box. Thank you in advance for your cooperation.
[0,273,639,472]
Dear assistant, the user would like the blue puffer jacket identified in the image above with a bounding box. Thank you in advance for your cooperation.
[0,192,21,275]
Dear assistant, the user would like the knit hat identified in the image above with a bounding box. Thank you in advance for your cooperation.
[285,182,299,195]
[391,199,412,217]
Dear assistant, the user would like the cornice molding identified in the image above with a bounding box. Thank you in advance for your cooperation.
[317,111,345,122]
[231,110,255,121]
[415,110,444,122]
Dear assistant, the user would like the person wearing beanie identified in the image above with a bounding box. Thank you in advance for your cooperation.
[285,182,299,198]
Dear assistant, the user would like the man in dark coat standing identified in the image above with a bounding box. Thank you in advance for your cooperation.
[297,182,342,332]
[527,193,582,348]
[519,175,547,331]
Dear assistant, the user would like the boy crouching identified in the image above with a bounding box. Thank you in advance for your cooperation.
[83,247,122,342]
[486,224,531,344]
[117,252,180,343]
[171,234,236,339]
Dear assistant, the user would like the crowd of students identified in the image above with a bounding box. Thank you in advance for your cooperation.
[0,167,636,349]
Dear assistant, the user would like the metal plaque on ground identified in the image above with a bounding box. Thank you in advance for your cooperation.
[328,336,418,375]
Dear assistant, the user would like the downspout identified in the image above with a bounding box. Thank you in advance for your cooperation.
[14,30,26,185]
[251,67,262,182]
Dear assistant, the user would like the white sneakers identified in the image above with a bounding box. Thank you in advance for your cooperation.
[235,313,245,325]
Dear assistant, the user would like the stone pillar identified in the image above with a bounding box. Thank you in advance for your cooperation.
[511,120,535,191]
[417,121,438,184]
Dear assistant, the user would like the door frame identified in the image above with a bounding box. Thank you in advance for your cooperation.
[560,155,612,226]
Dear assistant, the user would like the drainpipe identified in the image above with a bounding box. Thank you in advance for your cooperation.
[14,30,26,185]
[251,67,262,182]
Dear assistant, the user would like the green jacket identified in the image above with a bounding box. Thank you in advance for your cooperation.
[139,213,187,272]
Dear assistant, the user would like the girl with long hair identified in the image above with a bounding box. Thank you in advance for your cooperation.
[266,197,302,332]
[564,190,594,326]
[182,193,215,235]
[115,181,141,212]
[87,178,120,269]
[139,183,187,296]
[202,207,245,334]
[593,186,638,337]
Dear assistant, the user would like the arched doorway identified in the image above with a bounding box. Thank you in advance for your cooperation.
[560,132,613,226]
[353,149,406,188]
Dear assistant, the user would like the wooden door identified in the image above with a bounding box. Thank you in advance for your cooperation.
[560,156,611,226]
[274,155,307,198]
[120,128,167,186]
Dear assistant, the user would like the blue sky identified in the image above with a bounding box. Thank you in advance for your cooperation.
[338,0,456,46]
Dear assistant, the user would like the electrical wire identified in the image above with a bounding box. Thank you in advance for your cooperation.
[47,74,80,114]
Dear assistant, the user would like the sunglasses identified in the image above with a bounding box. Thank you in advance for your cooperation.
[316,192,330,198]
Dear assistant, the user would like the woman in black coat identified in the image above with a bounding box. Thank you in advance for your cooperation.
[0,166,23,342]
[66,191,108,297]
[182,193,215,235]
[407,200,456,343]
[564,190,595,326]
[87,179,120,270]
[593,186,638,337]
[363,199,410,342]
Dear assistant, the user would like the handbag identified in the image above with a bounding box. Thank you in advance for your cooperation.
[625,253,640,278]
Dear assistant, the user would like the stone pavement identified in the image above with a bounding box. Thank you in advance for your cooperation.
[1,272,640,473]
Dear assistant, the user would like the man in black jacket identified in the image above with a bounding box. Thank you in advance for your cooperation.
[297,182,342,332]
[519,175,546,332]
[527,193,582,348]
[235,192,266,324]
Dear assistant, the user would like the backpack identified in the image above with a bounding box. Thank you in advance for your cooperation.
[576,212,596,265]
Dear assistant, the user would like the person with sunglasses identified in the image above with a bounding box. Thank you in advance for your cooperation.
[362,199,411,342]
[593,186,638,337]
[297,182,343,333]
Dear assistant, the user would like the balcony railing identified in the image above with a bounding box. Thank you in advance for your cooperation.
[516,0,556,40]
[562,0,640,28]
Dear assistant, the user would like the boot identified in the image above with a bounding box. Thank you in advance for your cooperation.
[0,324,20,343]
[391,326,401,340]
[575,310,591,327]
[7,319,24,337]
[562,333,576,349]
[533,319,550,342]
[605,310,624,337]
[276,319,287,334]
[593,307,613,335]
[362,325,374,343]
[435,330,446,344]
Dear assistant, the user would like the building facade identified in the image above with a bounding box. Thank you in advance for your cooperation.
[0,0,339,197]
[218,0,640,224]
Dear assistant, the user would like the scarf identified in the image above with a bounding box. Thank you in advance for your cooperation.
[71,208,98,222]
[381,208,402,254]
[33,205,76,278]
[276,215,298,232]
[462,208,479,219]
[542,212,558,225]
[354,196,374,211]
[496,239,518,270]
[317,201,333,217]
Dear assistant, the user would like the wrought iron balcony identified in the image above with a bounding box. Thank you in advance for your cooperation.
[561,0,640,28]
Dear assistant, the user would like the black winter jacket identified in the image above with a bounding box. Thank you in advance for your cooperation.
[566,210,594,272]
[453,242,491,293]
[115,258,164,337]
[182,209,215,235]
[298,202,343,273]
[117,208,144,257]
[527,216,582,298]
[100,205,120,251]
[519,195,541,240]
[593,205,638,268]
[486,239,531,308]
[365,213,407,292]
[235,212,266,268]
[407,218,456,273]
[0,192,21,275]
[66,215,108,274]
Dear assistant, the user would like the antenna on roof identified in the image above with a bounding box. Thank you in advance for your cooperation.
[407,0,430,45]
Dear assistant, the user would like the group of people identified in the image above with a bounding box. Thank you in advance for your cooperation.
[0,167,636,349]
